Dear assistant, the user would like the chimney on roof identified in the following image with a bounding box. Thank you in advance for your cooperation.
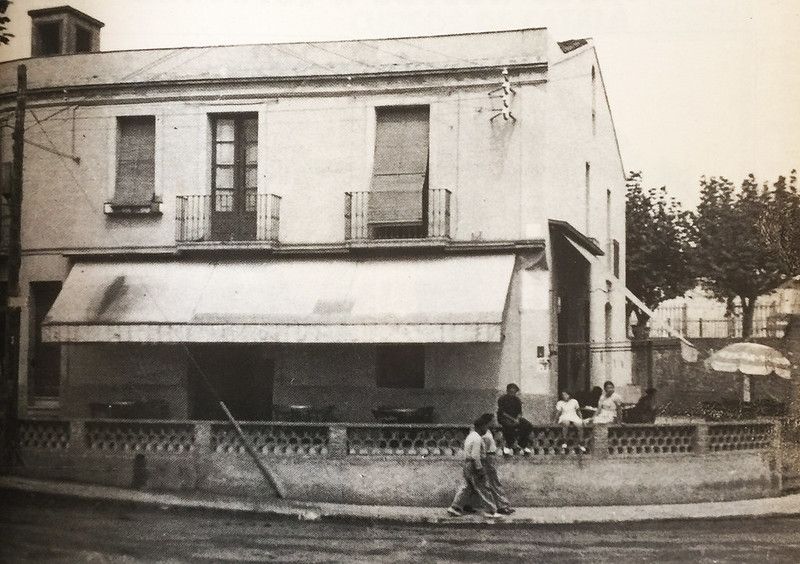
[28,5,104,57]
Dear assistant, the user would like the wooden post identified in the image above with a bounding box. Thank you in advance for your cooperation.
[1,65,26,471]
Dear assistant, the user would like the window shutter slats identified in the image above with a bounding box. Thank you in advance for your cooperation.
[370,106,429,224]
[113,116,155,205]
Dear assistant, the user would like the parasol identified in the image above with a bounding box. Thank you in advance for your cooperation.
[706,342,792,401]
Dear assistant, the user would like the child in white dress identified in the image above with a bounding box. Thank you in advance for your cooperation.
[555,390,587,453]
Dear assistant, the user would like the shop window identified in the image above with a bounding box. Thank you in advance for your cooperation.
[369,106,429,238]
[30,281,62,401]
[376,345,425,388]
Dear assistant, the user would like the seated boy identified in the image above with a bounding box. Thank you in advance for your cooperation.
[497,383,534,455]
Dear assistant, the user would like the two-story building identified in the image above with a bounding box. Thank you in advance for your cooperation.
[2,7,630,424]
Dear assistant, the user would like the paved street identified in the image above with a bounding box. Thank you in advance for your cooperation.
[1,490,800,563]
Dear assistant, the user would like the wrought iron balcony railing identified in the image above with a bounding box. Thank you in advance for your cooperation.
[344,189,451,241]
[175,193,281,243]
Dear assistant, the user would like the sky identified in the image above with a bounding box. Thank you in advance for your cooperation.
[1,0,799,209]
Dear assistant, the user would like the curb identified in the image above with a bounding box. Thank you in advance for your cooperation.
[2,476,800,526]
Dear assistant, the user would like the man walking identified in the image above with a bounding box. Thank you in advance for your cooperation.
[447,413,500,518]
[497,383,534,455]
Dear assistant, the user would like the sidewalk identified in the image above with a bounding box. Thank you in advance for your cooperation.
[2,475,800,525]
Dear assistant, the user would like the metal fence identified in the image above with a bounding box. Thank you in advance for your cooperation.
[344,189,451,240]
[649,303,787,339]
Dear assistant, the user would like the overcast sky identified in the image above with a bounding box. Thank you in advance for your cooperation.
[1,0,799,208]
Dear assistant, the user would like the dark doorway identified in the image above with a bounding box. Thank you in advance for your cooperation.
[210,114,258,241]
[188,345,273,421]
[552,234,591,396]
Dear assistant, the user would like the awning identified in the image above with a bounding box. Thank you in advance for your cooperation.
[42,254,516,344]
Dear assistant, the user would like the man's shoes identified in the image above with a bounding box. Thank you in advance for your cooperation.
[497,507,515,515]
[523,447,532,455]
[503,447,514,456]
[447,506,464,517]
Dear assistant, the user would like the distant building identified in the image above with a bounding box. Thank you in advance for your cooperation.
[0,8,629,423]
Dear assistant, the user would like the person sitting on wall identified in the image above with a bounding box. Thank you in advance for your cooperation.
[447,413,500,518]
[497,383,534,456]
[590,380,624,424]
[625,387,658,423]
[555,390,587,453]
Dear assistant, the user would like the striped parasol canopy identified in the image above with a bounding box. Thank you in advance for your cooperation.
[707,342,791,380]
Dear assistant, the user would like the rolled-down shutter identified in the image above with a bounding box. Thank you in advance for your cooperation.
[370,106,429,224]
[113,116,155,205]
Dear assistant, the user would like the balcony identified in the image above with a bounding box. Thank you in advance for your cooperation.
[344,189,451,242]
[175,193,281,244]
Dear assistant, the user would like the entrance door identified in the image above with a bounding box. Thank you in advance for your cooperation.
[553,234,591,395]
[211,114,258,241]
[188,345,273,421]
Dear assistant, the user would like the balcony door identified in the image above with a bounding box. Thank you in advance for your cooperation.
[211,114,258,241]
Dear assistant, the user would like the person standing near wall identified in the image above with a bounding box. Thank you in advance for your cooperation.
[497,383,534,455]
[447,413,500,518]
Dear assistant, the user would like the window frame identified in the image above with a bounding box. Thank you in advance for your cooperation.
[105,115,161,215]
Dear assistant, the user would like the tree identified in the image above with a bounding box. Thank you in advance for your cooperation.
[693,174,789,338]
[0,2,12,46]
[625,171,696,327]
[759,170,800,276]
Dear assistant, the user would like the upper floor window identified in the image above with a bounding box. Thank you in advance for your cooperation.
[210,114,258,241]
[112,116,155,207]
[369,105,429,239]
[613,239,620,278]
[591,66,597,136]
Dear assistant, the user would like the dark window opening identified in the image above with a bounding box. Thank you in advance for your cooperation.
[30,281,62,400]
[113,116,156,206]
[75,26,92,53]
[376,345,425,389]
[370,106,430,239]
[36,22,62,56]
[613,239,620,278]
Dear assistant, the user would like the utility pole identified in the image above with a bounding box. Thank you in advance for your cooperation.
[1,64,25,471]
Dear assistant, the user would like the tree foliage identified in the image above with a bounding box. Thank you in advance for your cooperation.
[625,171,696,325]
[758,170,800,276]
[693,174,791,337]
[0,2,12,46]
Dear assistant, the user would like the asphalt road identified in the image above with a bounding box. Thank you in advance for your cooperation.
[2,490,800,563]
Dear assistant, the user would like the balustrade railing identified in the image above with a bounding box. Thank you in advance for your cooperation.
[344,189,451,241]
[84,420,196,453]
[13,419,778,460]
[211,422,329,456]
[175,193,281,243]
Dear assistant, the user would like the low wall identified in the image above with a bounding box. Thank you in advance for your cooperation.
[7,418,782,507]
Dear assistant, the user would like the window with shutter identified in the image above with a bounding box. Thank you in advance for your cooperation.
[112,116,155,206]
[370,106,429,232]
